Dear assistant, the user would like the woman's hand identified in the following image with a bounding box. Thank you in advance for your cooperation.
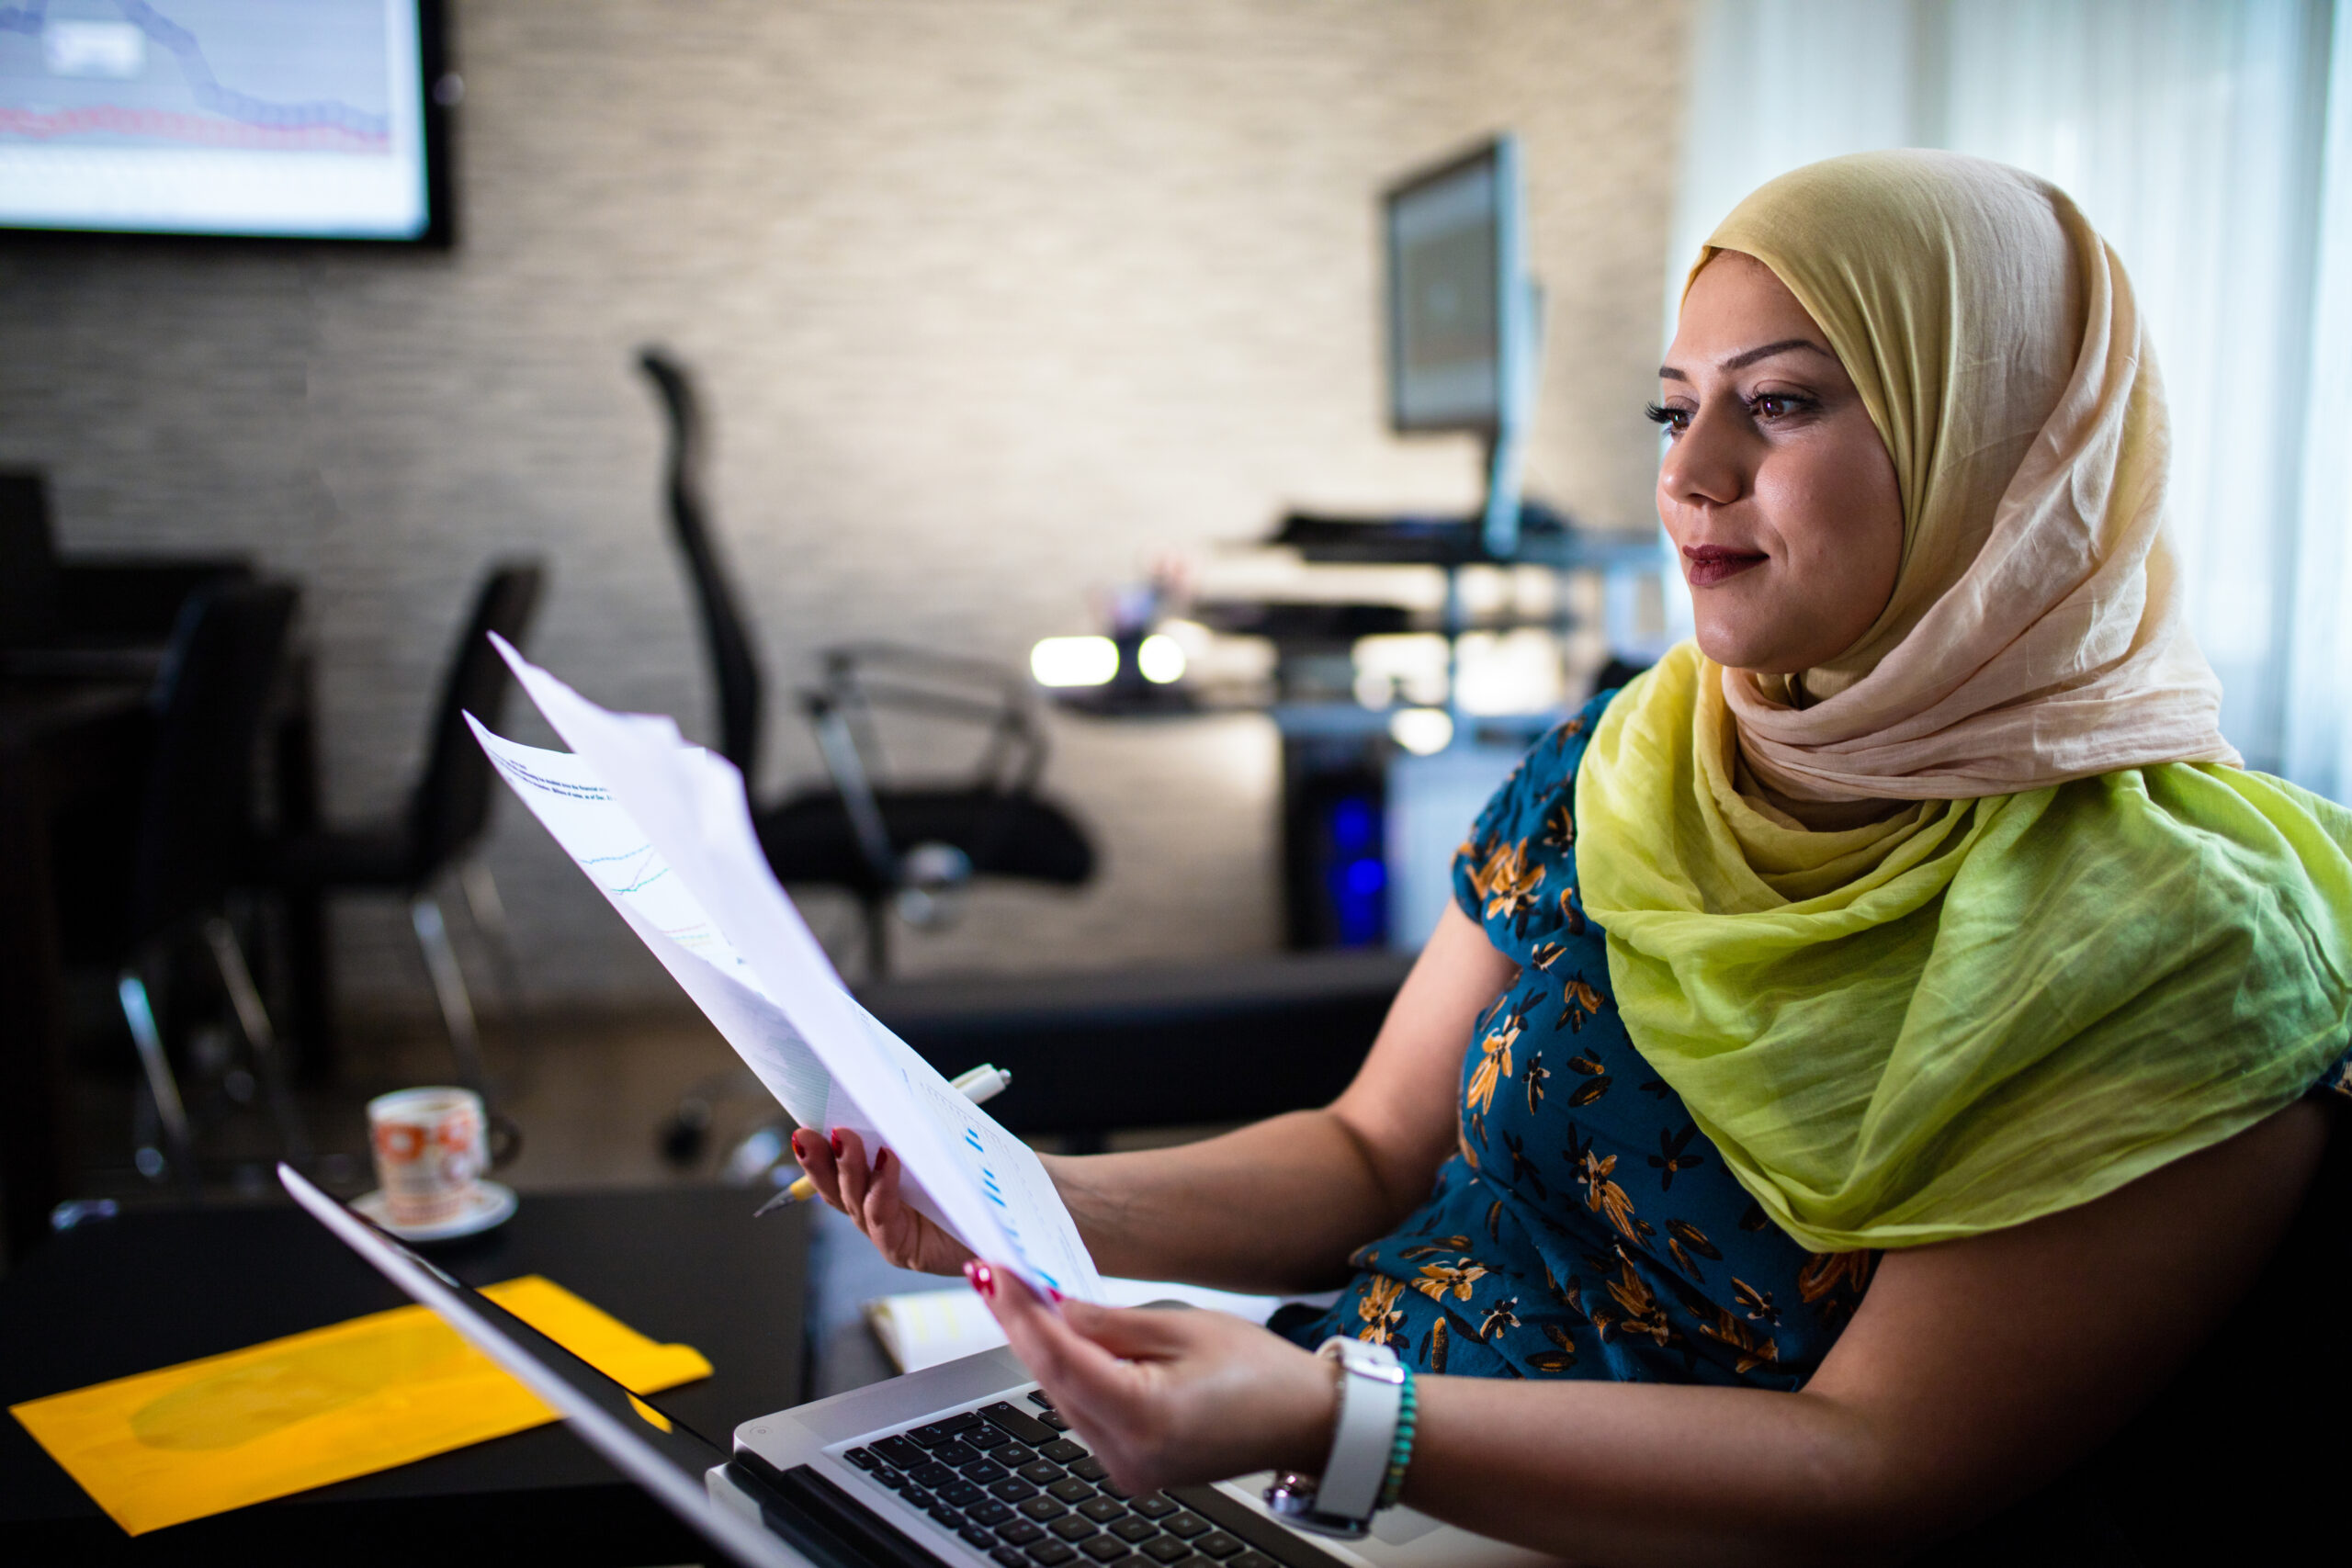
[790,1127,974,1276]
[967,1260,1340,1495]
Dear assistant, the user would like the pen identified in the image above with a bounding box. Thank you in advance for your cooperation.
[752,1063,1012,1218]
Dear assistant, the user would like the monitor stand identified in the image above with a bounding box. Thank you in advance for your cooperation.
[1478,426,1526,560]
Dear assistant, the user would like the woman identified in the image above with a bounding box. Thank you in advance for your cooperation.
[792,152,2352,1563]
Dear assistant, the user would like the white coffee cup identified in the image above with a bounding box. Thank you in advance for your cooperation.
[367,1086,488,1227]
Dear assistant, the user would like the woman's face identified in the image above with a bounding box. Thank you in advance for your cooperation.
[1654,251,1904,676]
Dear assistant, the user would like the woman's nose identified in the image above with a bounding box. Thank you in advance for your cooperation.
[1658,402,1749,511]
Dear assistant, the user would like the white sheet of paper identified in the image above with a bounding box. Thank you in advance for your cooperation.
[475,637,1104,1302]
[465,721,837,1127]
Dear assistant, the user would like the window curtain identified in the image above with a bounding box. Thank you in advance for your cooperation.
[1666,0,2352,796]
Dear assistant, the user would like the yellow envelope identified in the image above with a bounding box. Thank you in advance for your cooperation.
[8,1274,711,1537]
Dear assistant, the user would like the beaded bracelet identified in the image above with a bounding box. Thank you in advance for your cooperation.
[1377,1364,1417,1510]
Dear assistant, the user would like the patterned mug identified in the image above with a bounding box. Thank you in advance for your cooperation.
[367,1086,488,1227]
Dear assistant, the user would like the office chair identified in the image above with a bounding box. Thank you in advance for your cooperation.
[1,468,254,679]
[262,561,545,1107]
[0,469,62,651]
[58,581,311,1187]
[634,347,1094,980]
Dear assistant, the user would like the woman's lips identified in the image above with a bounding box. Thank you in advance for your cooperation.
[1682,545,1768,588]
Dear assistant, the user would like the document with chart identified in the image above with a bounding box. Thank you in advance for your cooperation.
[469,637,1102,1303]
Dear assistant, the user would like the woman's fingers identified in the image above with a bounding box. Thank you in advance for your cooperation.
[833,1127,873,1213]
[863,1143,904,1234]
[788,1127,849,1213]
[863,1148,912,1256]
[974,1264,1105,1388]
[970,1264,1163,1472]
[975,1269,1340,1493]
[1058,1299,1198,1361]
[800,1130,960,1273]
[865,1146,931,1262]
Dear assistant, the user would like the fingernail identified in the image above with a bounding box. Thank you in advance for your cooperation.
[965,1260,995,1297]
[789,1130,808,1158]
[1046,1286,1064,1303]
[830,1130,843,1156]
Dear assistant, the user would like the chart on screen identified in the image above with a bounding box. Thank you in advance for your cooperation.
[0,0,432,238]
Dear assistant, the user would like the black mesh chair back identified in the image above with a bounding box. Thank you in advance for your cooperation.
[126,580,299,945]
[0,469,62,649]
[637,347,765,784]
[407,561,546,879]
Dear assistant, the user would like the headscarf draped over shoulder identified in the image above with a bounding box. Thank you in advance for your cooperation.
[1576,152,2352,1252]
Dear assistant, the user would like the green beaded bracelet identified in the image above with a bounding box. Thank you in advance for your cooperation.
[1377,1364,1417,1510]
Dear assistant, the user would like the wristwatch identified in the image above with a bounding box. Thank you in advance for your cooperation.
[1263,1337,1411,1539]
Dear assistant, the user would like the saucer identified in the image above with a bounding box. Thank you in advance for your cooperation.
[352,1180,517,1242]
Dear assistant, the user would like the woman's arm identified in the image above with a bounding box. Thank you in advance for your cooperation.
[1052,904,1515,1288]
[791,904,1515,1287]
[978,1097,2335,1567]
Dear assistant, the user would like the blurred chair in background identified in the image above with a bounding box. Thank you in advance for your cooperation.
[0,470,64,656]
[764,643,1095,974]
[59,580,308,1190]
[634,348,1093,980]
[260,562,544,1111]
[0,469,256,683]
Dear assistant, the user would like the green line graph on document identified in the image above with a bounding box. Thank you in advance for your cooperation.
[482,746,755,981]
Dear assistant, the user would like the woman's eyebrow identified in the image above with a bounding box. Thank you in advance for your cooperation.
[1724,337,1834,370]
[1657,338,1836,380]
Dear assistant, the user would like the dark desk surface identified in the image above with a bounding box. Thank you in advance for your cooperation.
[1,1187,808,1565]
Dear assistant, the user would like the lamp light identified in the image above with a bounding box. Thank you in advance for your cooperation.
[1030,636,1119,687]
[1136,633,1187,684]
[1389,707,1454,756]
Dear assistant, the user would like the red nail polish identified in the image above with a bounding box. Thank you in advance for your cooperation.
[1046,1286,1064,1303]
[830,1130,843,1156]
[967,1261,995,1297]
[789,1130,807,1158]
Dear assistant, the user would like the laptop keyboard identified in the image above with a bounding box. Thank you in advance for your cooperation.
[839,1391,1294,1568]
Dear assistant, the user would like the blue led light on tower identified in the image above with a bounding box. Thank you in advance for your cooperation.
[1322,795,1387,950]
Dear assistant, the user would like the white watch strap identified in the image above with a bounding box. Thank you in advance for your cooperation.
[1317,1337,1404,1520]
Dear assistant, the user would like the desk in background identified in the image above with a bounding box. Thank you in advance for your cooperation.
[0,564,332,1266]
[0,682,156,1264]
[0,1187,808,1565]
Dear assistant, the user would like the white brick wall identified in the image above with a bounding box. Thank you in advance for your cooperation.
[0,0,1688,1021]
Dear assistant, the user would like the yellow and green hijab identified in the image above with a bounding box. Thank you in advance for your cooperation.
[1577,152,2352,1253]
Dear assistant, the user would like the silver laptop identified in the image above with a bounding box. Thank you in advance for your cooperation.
[282,1165,1543,1568]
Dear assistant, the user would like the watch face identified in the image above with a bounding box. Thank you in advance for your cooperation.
[1332,1337,1404,1376]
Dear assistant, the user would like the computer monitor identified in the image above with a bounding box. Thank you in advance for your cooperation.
[1383,135,1537,554]
[0,0,453,245]
[1385,135,1530,434]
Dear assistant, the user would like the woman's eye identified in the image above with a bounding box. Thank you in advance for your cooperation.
[1643,401,1690,435]
[1745,392,1811,421]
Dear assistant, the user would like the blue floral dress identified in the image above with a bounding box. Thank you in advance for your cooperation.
[1277,690,2352,1386]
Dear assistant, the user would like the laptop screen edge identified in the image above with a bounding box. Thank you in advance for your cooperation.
[277,1161,811,1568]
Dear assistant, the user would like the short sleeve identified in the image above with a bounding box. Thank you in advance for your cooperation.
[1451,691,1617,927]
[1452,752,1541,924]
